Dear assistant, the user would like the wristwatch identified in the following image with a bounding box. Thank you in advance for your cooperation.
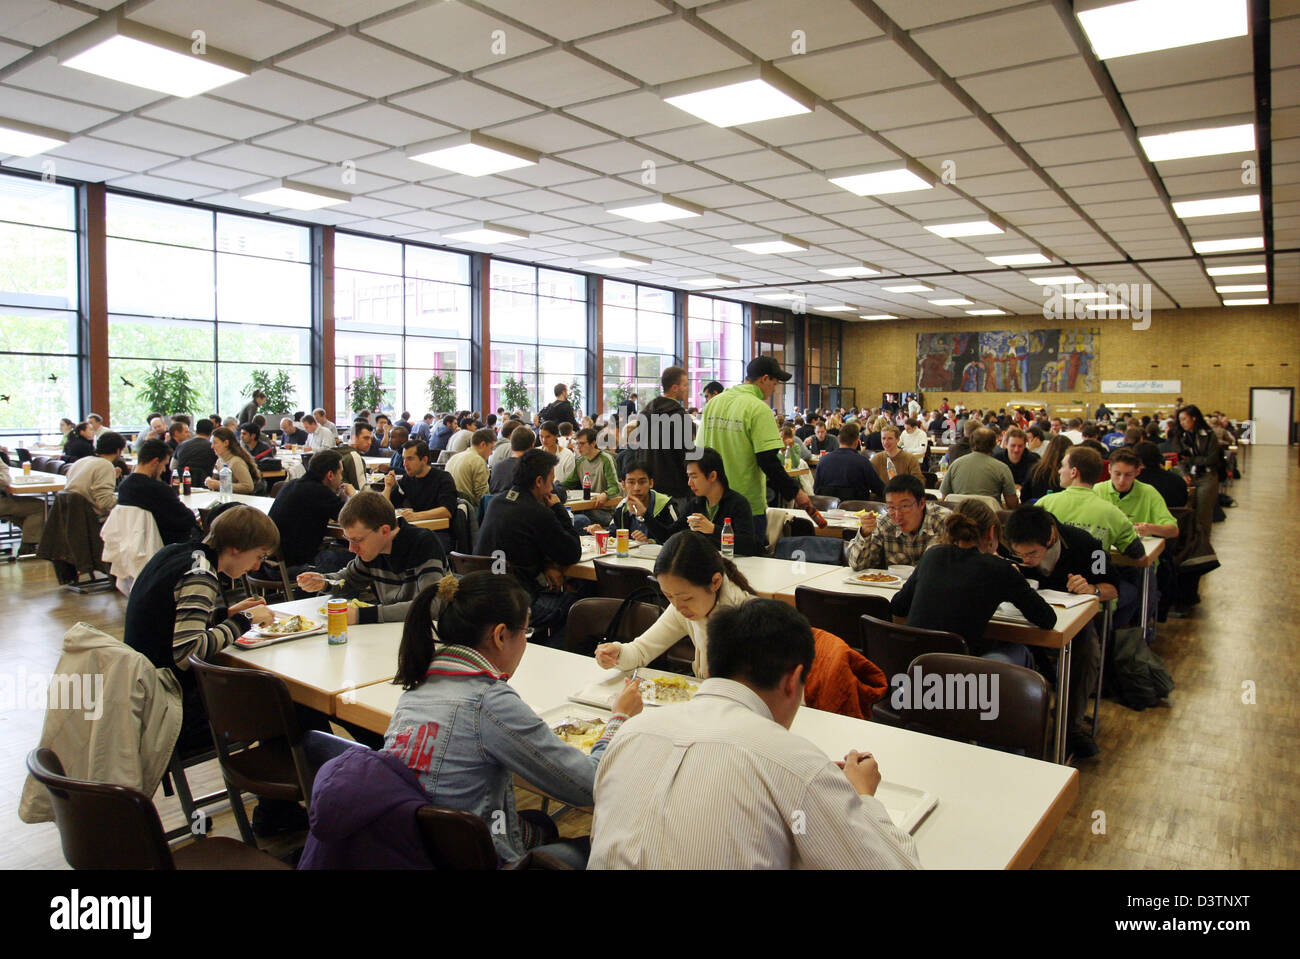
[1093,585,1101,597]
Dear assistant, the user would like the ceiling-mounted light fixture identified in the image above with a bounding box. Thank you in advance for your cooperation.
[661,63,814,127]
[1076,0,1248,60]
[58,12,253,97]
[733,234,809,255]
[606,194,706,223]
[827,158,935,197]
[1138,115,1255,162]
[924,214,1006,238]
[443,222,530,245]
[0,117,70,157]
[583,252,653,269]
[408,130,540,177]
[241,179,350,210]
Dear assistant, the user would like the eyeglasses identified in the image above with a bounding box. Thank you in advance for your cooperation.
[884,501,919,514]
[344,528,377,546]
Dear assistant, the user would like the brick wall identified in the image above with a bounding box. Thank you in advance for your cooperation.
[841,303,1300,421]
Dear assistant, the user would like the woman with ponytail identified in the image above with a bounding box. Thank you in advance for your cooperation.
[889,499,1055,667]
[595,531,757,678]
[386,571,643,868]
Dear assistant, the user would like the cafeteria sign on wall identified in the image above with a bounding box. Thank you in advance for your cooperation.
[1100,380,1181,394]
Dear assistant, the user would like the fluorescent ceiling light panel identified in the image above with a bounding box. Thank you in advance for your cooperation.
[0,118,69,157]
[812,304,855,312]
[583,253,653,269]
[443,222,530,244]
[1138,117,1255,162]
[860,314,897,320]
[1223,298,1269,305]
[1205,264,1265,276]
[606,195,706,222]
[1076,0,1248,60]
[929,298,974,306]
[966,309,1008,316]
[1085,303,1130,312]
[241,179,350,210]
[58,14,252,97]
[733,234,809,255]
[1214,284,1268,293]
[1192,236,1263,253]
[1028,275,1085,286]
[683,275,740,287]
[819,263,882,277]
[826,159,935,197]
[987,252,1052,266]
[407,131,539,176]
[923,215,1006,238]
[661,64,814,127]
[1172,193,1260,218]
[883,284,932,293]
[1064,291,1108,300]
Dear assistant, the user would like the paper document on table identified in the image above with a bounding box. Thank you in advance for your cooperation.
[1035,589,1095,608]
[991,602,1032,625]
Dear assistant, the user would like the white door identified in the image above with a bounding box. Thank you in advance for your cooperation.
[1250,388,1292,445]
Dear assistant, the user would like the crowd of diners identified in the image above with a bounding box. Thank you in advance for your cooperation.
[2,366,1236,868]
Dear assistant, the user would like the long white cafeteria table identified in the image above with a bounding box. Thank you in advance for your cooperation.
[333,643,1077,870]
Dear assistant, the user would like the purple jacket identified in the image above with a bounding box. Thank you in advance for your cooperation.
[297,747,434,870]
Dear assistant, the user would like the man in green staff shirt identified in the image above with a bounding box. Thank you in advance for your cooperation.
[696,356,813,544]
[1037,444,1145,626]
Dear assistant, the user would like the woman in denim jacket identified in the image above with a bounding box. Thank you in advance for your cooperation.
[385,571,644,868]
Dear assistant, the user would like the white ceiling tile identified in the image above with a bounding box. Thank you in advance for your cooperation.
[316,104,453,144]
[214,70,365,119]
[615,163,728,192]
[551,178,652,204]
[366,183,469,209]
[4,155,126,183]
[882,116,1003,155]
[698,0,883,58]
[637,125,756,161]
[143,96,294,139]
[836,83,969,130]
[141,159,265,190]
[334,197,415,219]
[1123,75,1256,127]
[339,218,423,236]
[959,57,1103,113]
[5,56,169,113]
[0,0,94,46]
[1108,36,1254,92]
[253,124,383,163]
[1274,16,1300,69]
[291,164,403,194]
[360,3,551,72]
[564,91,699,137]
[749,172,840,200]
[780,39,933,99]
[481,112,611,152]
[1274,106,1300,139]
[1277,67,1300,109]
[94,116,232,155]
[419,172,532,198]
[911,6,1078,78]
[577,20,747,87]
[476,49,637,108]
[1065,180,1160,204]
[0,83,115,132]
[994,98,1119,142]
[1046,156,1149,187]
[676,184,771,207]
[48,136,176,172]
[783,135,898,169]
[556,140,672,175]
[278,35,447,98]
[742,107,862,147]
[104,173,213,200]
[277,0,416,27]
[494,157,593,188]
[701,150,810,180]
[489,189,584,213]
[475,0,667,42]
[1022,132,1136,167]
[390,80,538,129]
[199,143,318,177]
[133,0,333,60]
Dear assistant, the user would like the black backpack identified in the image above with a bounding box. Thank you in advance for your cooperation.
[1109,626,1174,710]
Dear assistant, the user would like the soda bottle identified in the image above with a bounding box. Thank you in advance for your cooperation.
[171,471,180,492]
[219,463,233,503]
[582,470,592,498]
[327,598,348,646]
[720,518,735,559]
[182,467,192,496]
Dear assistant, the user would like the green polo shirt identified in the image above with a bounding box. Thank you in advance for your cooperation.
[696,383,782,517]
[1037,485,1139,553]
[1093,479,1176,528]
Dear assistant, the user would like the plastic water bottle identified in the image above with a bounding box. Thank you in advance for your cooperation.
[219,463,233,503]
[887,456,897,479]
[720,517,735,559]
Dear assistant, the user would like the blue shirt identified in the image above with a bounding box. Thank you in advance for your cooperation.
[813,447,884,501]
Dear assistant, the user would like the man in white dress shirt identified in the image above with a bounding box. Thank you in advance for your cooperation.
[588,600,921,870]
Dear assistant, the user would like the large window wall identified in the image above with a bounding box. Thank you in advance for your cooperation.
[687,294,745,408]
[806,317,843,411]
[602,280,676,415]
[106,193,312,428]
[488,260,588,417]
[0,175,81,441]
[334,233,472,420]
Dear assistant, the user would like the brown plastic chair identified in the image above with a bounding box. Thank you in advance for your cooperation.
[809,494,840,511]
[902,652,1052,760]
[187,654,315,846]
[859,614,968,726]
[592,558,658,600]
[415,805,499,869]
[564,596,664,657]
[449,551,505,575]
[795,586,892,651]
[244,552,294,603]
[25,748,289,870]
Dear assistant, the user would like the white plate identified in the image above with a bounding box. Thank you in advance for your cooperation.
[539,703,613,754]
[250,616,323,638]
[875,781,938,834]
[570,667,699,709]
[842,571,903,589]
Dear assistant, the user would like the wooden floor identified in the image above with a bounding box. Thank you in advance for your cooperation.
[3,446,1295,869]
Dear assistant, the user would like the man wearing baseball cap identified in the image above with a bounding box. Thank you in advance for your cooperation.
[696,355,813,543]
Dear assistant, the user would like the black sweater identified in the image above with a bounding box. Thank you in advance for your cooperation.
[890,545,1056,655]
[115,473,200,545]
[268,476,345,566]
[667,488,761,556]
[475,488,582,597]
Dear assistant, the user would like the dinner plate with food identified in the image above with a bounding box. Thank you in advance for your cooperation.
[842,570,904,589]
[569,669,700,709]
[540,705,613,755]
[236,614,327,648]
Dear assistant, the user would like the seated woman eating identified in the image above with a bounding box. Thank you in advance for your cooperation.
[385,571,643,869]
[664,446,761,556]
[889,499,1054,668]
[595,531,757,678]
[205,426,260,494]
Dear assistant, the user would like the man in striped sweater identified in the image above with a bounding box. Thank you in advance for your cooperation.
[296,491,448,624]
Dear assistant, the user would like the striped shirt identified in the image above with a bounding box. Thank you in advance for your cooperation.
[171,548,247,668]
[325,518,446,624]
[845,501,949,571]
[588,679,922,870]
